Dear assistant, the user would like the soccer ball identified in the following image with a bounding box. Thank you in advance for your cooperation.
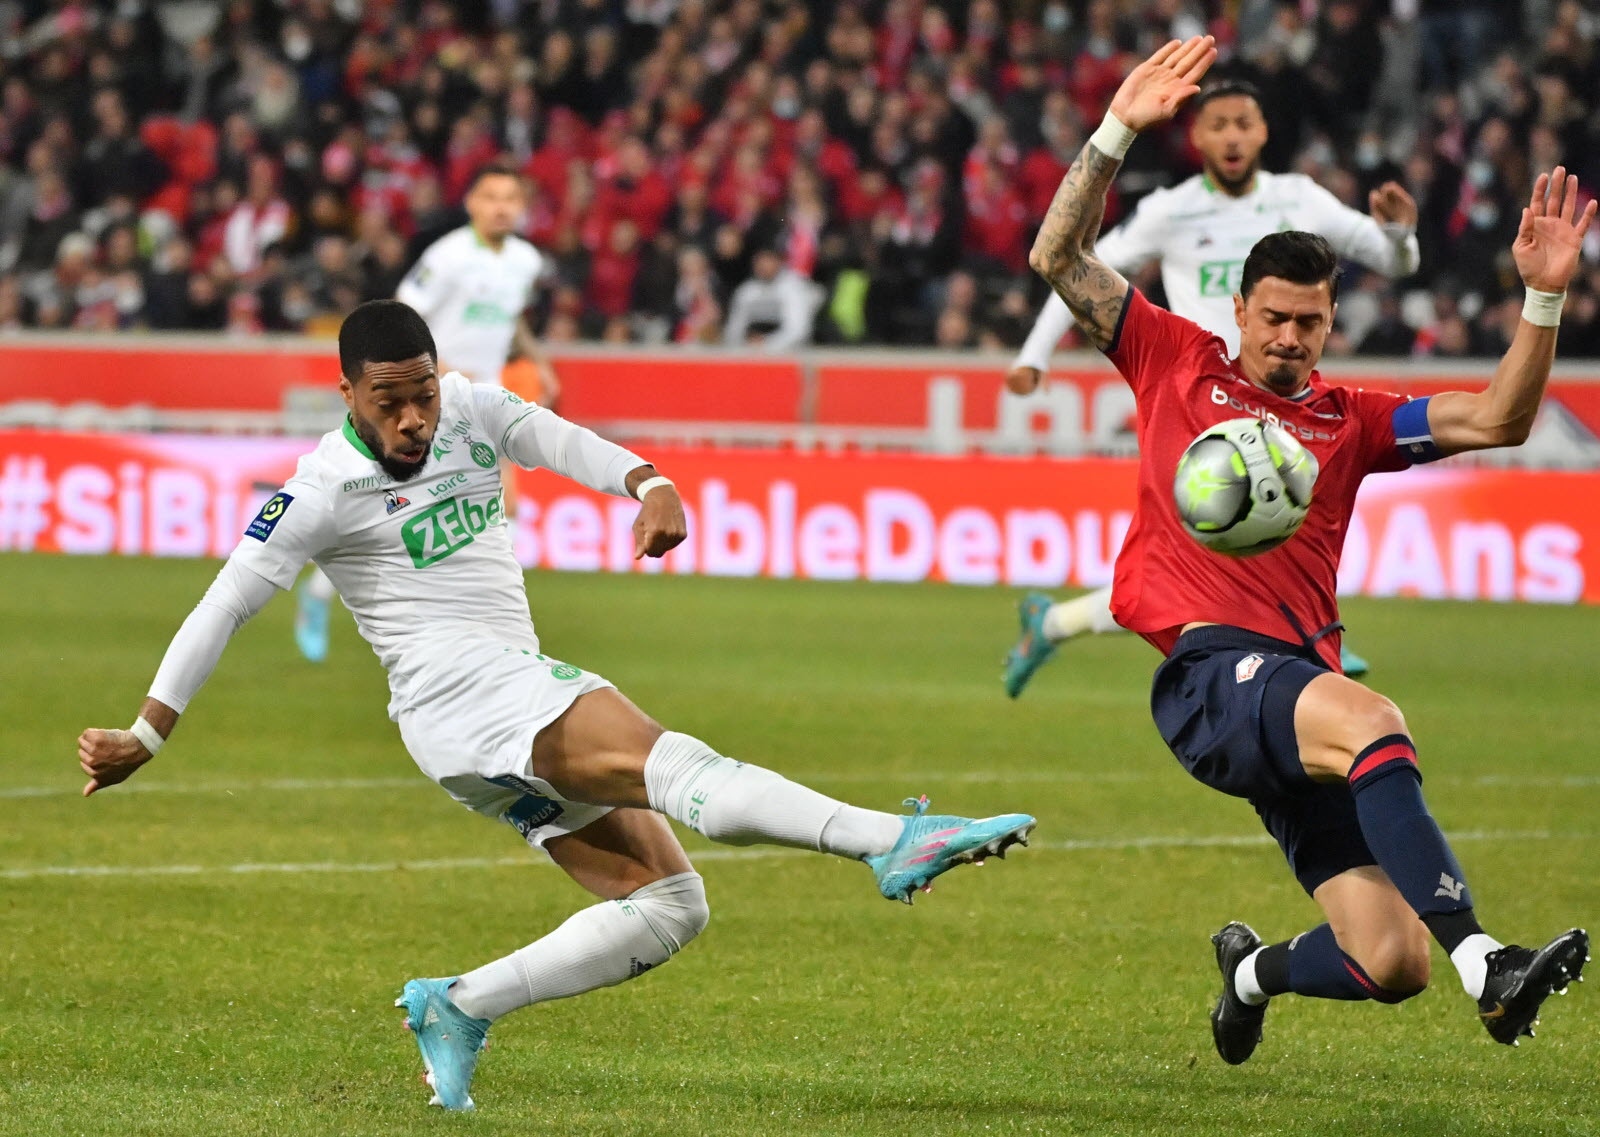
[1172,417,1319,557]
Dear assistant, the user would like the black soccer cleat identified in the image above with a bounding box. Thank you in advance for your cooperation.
[1210,921,1268,1065]
[1477,928,1589,1046]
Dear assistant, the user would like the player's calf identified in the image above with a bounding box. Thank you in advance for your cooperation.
[447,871,710,1024]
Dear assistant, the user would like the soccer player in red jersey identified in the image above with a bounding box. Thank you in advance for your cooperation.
[1030,36,1595,1064]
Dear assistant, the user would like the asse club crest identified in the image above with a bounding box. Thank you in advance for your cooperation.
[470,442,496,468]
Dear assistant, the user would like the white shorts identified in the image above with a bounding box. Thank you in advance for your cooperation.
[397,639,615,850]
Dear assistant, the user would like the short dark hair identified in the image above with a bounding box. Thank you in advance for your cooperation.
[466,160,524,194]
[1193,79,1265,115]
[339,300,437,380]
[1239,231,1342,304]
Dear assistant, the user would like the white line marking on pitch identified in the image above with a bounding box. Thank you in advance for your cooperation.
[0,830,1584,882]
[6,771,1599,801]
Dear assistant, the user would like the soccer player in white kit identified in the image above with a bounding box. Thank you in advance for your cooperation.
[77,301,1037,1112]
[1002,79,1420,697]
[295,162,560,663]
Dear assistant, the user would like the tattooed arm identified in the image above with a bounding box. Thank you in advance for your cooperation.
[1027,144,1129,351]
[1027,36,1216,353]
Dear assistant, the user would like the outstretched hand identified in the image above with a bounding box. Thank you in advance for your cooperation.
[1513,166,1597,295]
[1108,36,1217,133]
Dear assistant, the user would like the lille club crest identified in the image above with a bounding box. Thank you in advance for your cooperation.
[1234,654,1264,683]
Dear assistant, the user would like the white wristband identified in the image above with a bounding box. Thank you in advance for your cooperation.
[129,716,164,757]
[1522,288,1565,328]
[1088,112,1137,161]
[635,476,675,500]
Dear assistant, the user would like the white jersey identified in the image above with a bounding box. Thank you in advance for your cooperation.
[396,227,544,383]
[227,374,639,719]
[1016,170,1420,365]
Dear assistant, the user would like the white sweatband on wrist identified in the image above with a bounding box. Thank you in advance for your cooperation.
[129,716,164,756]
[1522,288,1565,328]
[635,476,675,500]
[1088,112,1136,160]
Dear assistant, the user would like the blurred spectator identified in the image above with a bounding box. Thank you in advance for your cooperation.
[222,155,291,277]
[723,246,822,352]
[75,89,166,209]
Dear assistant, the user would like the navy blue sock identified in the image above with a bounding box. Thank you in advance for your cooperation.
[1277,924,1413,1003]
[1347,734,1485,952]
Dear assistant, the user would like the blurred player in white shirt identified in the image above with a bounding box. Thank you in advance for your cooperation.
[297,163,560,662]
[1003,80,1420,697]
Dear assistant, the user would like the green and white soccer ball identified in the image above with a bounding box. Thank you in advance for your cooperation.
[1172,417,1319,557]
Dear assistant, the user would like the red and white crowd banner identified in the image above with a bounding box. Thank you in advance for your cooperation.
[2,431,1598,604]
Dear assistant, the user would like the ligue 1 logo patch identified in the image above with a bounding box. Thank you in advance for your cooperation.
[1235,654,1264,683]
[245,492,293,542]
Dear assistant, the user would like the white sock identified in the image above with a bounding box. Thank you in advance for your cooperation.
[304,567,336,602]
[820,804,906,860]
[1233,947,1271,1006]
[643,731,901,859]
[1041,586,1121,642]
[1450,932,1504,1000]
[448,871,709,1022]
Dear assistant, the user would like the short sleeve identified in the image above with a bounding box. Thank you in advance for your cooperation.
[395,241,450,317]
[1349,390,1443,474]
[1104,288,1220,401]
[227,479,337,589]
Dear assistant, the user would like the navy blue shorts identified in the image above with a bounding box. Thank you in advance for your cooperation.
[1150,625,1376,895]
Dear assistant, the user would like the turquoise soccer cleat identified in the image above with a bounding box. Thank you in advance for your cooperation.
[1340,643,1370,678]
[1003,592,1058,699]
[395,978,490,1111]
[867,796,1037,904]
[294,580,330,663]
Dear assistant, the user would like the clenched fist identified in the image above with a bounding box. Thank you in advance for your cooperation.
[77,727,153,797]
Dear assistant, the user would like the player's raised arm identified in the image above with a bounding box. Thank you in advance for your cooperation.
[1424,168,1596,455]
[1028,36,1214,351]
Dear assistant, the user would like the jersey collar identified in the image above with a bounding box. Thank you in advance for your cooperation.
[342,415,377,460]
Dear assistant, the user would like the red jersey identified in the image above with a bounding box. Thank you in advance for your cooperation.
[1107,290,1438,670]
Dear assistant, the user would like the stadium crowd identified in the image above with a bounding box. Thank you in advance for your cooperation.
[0,0,1597,359]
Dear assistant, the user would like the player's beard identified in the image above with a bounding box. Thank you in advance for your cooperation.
[1262,358,1307,394]
[352,413,432,482]
[1207,156,1259,196]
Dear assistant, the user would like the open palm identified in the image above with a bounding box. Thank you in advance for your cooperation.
[1109,36,1217,133]
[1513,166,1597,294]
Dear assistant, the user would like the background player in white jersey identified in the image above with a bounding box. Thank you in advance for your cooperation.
[295,162,560,663]
[1001,79,1419,697]
[76,301,1036,1113]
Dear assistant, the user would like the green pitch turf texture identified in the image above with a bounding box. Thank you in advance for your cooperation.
[2,553,1596,1137]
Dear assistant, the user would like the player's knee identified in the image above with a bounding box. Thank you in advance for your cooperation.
[1353,694,1409,748]
[1326,693,1410,779]
[630,870,709,955]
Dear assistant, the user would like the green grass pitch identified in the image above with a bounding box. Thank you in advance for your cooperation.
[2,553,1597,1136]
